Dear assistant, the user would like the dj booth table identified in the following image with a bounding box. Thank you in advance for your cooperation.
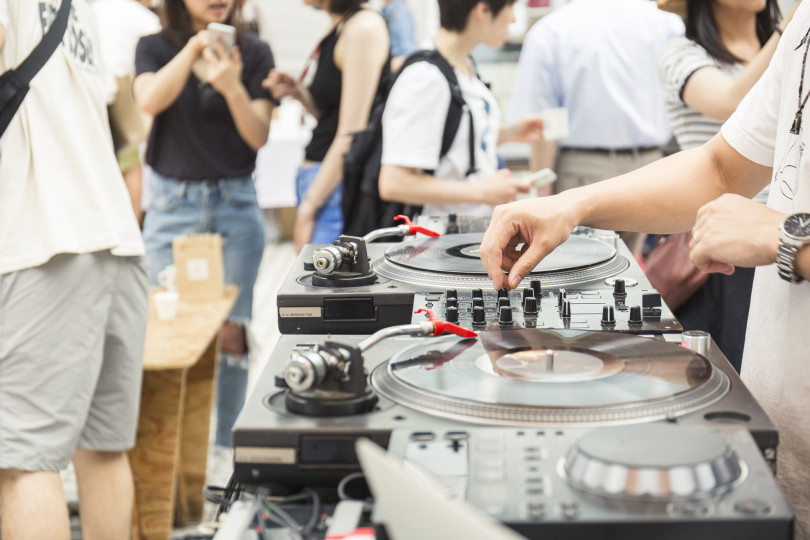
[129,286,238,540]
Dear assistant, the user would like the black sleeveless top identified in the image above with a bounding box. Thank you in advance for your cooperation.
[305,11,389,162]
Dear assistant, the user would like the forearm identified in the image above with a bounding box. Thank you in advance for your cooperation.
[566,136,767,233]
[294,86,320,119]
[302,134,350,204]
[728,34,780,112]
[379,166,484,206]
[223,87,271,151]
[134,46,198,116]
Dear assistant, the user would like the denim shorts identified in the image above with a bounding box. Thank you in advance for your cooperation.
[296,163,343,244]
[142,172,265,323]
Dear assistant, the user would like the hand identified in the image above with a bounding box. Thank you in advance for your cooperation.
[480,194,580,290]
[263,69,299,101]
[689,194,784,274]
[476,169,532,206]
[203,40,243,98]
[781,0,802,31]
[293,201,318,253]
[506,116,544,144]
[185,30,209,57]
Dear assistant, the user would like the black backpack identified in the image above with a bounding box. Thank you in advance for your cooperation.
[341,49,476,237]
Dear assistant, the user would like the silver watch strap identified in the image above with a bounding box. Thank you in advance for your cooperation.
[776,242,804,283]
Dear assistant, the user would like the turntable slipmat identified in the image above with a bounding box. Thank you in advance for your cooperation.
[373,233,629,288]
[370,329,729,426]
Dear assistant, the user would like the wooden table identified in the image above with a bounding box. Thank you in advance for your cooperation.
[129,285,238,540]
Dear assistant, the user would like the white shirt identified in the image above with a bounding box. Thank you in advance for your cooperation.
[509,0,683,149]
[93,0,161,78]
[721,2,810,534]
[0,0,144,274]
[381,58,500,217]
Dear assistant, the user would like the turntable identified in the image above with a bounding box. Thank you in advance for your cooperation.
[277,228,680,335]
[375,424,793,539]
[233,327,776,489]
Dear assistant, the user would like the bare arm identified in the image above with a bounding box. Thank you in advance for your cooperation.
[479,133,772,289]
[683,3,801,120]
[292,11,389,251]
[263,69,320,118]
[379,166,530,206]
[133,31,207,116]
[204,42,272,150]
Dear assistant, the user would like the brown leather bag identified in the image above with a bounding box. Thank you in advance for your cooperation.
[645,231,709,311]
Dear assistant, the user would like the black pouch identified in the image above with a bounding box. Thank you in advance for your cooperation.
[0,70,30,137]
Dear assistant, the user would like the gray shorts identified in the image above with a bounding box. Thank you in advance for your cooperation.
[0,251,148,471]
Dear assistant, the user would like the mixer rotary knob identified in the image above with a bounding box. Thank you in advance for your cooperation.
[524,296,538,315]
[472,305,486,325]
[498,305,513,325]
[446,306,459,323]
[601,305,616,326]
[628,305,643,325]
[498,287,509,299]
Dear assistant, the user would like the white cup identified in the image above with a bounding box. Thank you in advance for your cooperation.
[157,264,177,291]
[154,290,179,321]
[541,107,570,141]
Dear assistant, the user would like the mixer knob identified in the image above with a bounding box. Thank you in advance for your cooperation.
[472,305,486,325]
[601,305,616,325]
[472,288,483,299]
[524,296,538,314]
[446,306,459,323]
[446,289,458,300]
[522,287,533,300]
[561,300,572,319]
[472,297,485,309]
[498,297,511,309]
[628,305,643,325]
[530,279,542,299]
[498,287,509,299]
[498,305,513,325]
[613,279,626,295]
[446,297,458,309]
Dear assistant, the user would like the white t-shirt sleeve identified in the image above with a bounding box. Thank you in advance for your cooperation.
[381,61,452,171]
[658,36,715,105]
[507,21,559,123]
[0,0,9,29]
[721,36,785,167]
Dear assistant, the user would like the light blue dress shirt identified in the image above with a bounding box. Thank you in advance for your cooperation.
[508,0,684,149]
[382,0,419,59]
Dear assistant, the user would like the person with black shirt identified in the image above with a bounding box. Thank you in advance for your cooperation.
[133,0,274,455]
[263,0,389,252]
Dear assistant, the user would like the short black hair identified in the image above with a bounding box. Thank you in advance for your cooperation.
[685,0,781,64]
[438,0,517,32]
[329,0,365,15]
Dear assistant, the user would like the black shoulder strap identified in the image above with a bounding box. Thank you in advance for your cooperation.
[15,0,72,84]
[394,49,477,177]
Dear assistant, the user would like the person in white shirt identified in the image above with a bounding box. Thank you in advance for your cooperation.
[378,0,543,218]
[509,0,684,253]
[0,1,148,538]
[480,3,810,536]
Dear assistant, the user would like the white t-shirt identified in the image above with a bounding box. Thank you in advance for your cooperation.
[93,0,161,78]
[0,0,144,275]
[720,3,810,536]
[381,57,500,217]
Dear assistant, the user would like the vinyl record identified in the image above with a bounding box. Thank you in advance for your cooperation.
[370,329,729,426]
[383,233,616,274]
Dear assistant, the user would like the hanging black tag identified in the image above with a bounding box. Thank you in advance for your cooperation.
[791,111,803,135]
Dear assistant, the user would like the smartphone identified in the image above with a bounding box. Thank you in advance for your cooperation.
[207,22,236,57]
[524,168,558,189]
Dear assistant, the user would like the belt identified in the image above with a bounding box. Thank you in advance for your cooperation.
[562,146,660,155]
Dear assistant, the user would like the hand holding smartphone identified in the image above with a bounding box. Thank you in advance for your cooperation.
[207,22,236,58]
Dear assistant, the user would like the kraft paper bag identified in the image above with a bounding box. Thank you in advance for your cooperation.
[172,233,224,300]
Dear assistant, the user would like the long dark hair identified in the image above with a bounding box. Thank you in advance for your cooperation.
[685,0,781,64]
[160,0,246,49]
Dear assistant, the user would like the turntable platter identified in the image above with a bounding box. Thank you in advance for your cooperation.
[370,329,729,426]
[373,233,630,289]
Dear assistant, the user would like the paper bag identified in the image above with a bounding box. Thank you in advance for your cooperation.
[172,233,224,300]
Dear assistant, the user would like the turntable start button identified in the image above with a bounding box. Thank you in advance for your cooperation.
[733,499,774,516]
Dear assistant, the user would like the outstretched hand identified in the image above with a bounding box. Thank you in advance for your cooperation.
[203,39,243,98]
[479,195,580,289]
[689,194,783,274]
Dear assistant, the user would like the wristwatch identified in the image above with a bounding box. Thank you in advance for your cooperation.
[776,212,810,283]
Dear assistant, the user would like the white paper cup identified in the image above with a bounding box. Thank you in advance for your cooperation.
[541,107,570,141]
[157,264,177,291]
[154,291,179,321]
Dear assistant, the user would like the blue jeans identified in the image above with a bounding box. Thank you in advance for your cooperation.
[143,172,265,447]
[296,163,343,244]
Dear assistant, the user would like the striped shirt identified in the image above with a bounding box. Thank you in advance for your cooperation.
[658,36,768,203]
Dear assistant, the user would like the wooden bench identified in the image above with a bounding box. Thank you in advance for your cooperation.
[129,285,238,540]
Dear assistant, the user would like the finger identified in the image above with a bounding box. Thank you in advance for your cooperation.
[507,240,549,290]
[202,47,217,64]
[216,37,229,60]
[231,45,242,66]
[479,233,506,289]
